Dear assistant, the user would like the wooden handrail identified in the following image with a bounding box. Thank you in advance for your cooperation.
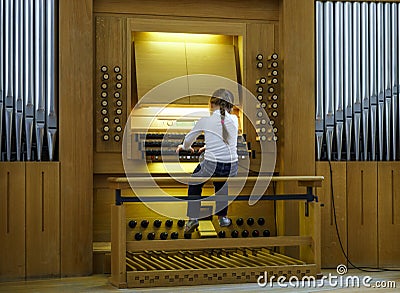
[108,175,324,189]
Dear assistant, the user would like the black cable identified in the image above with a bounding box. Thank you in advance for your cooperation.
[328,160,400,272]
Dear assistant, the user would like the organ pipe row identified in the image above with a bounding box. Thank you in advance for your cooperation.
[0,0,57,161]
[316,1,400,161]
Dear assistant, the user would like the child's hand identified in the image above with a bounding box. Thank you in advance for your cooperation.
[198,146,206,154]
[176,144,184,154]
[176,145,195,154]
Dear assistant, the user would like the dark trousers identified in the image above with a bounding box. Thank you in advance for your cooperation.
[187,160,238,219]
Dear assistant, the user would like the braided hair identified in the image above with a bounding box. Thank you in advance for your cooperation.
[209,89,234,144]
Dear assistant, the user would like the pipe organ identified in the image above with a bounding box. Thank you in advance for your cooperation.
[91,4,323,288]
[316,1,400,161]
[0,0,57,162]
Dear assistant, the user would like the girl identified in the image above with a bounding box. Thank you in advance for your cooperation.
[176,89,239,233]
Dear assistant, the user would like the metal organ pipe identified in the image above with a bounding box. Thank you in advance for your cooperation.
[334,1,344,161]
[324,1,335,161]
[384,3,392,161]
[46,0,57,162]
[316,1,400,161]
[0,0,57,161]
[392,3,398,161]
[361,3,369,161]
[15,0,24,161]
[370,2,377,161]
[25,0,34,161]
[344,2,353,161]
[0,1,4,157]
[315,1,324,161]
[353,2,361,161]
[5,0,14,161]
[35,0,46,161]
[377,3,385,160]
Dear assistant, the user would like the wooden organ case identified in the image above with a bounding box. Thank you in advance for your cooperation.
[93,0,321,288]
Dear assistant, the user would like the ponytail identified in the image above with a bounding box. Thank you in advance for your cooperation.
[209,89,234,144]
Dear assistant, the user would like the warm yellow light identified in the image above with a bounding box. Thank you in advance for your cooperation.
[135,32,231,44]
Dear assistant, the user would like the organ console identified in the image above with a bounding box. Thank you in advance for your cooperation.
[91,12,317,290]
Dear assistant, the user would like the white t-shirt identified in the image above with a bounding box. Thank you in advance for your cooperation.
[183,110,238,163]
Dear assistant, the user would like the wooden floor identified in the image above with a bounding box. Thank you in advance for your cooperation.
[0,270,399,292]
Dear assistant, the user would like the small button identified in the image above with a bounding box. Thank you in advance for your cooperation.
[101,91,107,98]
[260,136,267,141]
[261,119,267,125]
[272,111,278,117]
[269,53,278,60]
[116,82,122,89]
[101,100,108,107]
[103,125,110,132]
[257,86,263,93]
[256,54,263,61]
[103,117,109,123]
[270,69,278,76]
[256,77,266,84]
[101,108,108,115]
[257,111,263,118]
[116,108,122,115]
[101,66,108,72]
[269,78,278,84]
[114,135,121,142]
[269,61,278,68]
[261,102,266,108]
[114,117,120,124]
[101,83,108,90]
[114,66,121,73]
[268,86,274,93]
[116,100,123,107]
[272,102,278,109]
[114,92,120,98]
[116,126,122,132]
[271,94,278,101]
[116,74,123,81]
[102,73,109,80]
[269,120,275,126]
[256,61,263,68]
[103,134,109,141]
[257,94,263,101]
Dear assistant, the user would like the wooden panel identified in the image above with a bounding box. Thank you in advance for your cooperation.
[94,0,280,21]
[244,23,276,172]
[59,0,93,276]
[128,18,247,37]
[110,205,127,288]
[94,153,124,174]
[94,188,115,242]
[347,162,378,267]
[134,40,189,102]
[378,162,400,267]
[186,43,239,104]
[316,162,347,268]
[299,202,321,273]
[26,163,60,278]
[281,0,314,258]
[95,16,127,152]
[0,163,25,281]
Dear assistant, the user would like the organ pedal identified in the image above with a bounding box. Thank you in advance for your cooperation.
[198,221,217,238]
